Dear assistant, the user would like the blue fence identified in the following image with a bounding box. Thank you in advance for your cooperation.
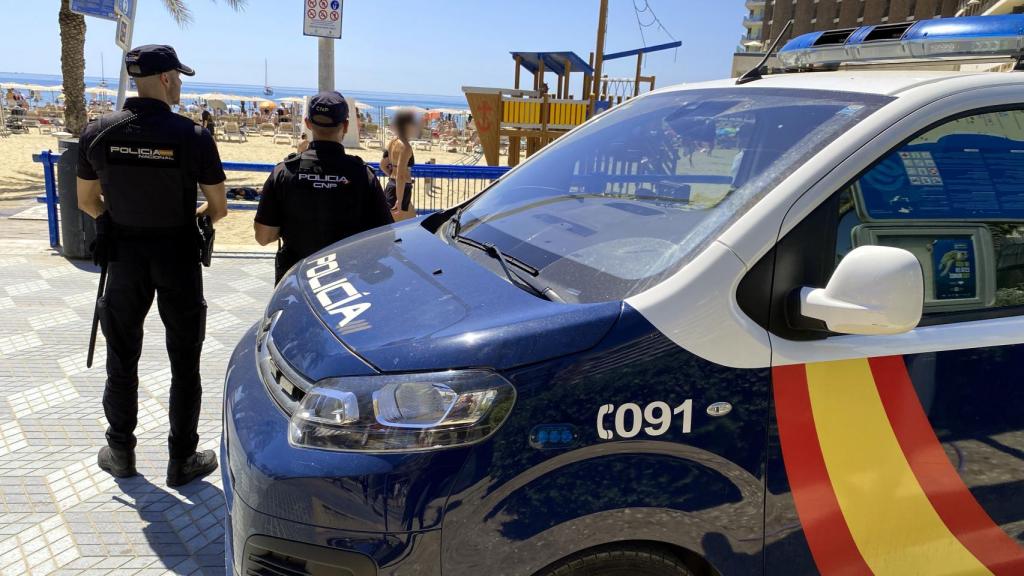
[33,151,510,248]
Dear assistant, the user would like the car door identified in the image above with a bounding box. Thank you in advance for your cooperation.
[762,102,1024,575]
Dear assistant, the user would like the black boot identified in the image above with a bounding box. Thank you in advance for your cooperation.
[97,446,137,478]
[166,449,218,487]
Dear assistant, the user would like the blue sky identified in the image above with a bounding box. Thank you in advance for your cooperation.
[2,0,747,96]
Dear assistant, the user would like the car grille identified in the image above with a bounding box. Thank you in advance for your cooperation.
[242,535,376,576]
[246,550,310,576]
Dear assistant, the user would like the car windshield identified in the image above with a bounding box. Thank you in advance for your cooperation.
[456,87,893,303]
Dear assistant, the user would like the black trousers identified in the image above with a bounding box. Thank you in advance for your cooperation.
[99,253,207,459]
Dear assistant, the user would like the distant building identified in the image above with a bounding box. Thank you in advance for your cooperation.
[733,0,1024,77]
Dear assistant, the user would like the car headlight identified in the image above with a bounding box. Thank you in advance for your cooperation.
[289,370,515,452]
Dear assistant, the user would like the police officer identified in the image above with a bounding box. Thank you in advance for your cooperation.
[76,45,228,487]
[254,91,394,284]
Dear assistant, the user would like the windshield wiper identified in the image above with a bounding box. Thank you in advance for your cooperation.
[483,243,550,300]
[455,234,539,276]
[454,235,553,300]
[448,206,466,241]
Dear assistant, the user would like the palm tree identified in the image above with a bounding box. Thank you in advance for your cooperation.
[59,0,87,136]
[58,0,246,136]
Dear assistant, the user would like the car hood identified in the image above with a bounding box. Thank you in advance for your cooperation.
[290,221,622,373]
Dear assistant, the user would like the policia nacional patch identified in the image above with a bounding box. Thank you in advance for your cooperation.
[106,142,181,168]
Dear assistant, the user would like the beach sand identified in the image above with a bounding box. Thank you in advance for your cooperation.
[1,129,498,246]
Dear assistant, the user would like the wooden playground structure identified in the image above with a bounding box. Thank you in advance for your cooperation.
[463,1,680,167]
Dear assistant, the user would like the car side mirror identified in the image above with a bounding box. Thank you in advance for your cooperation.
[800,245,923,335]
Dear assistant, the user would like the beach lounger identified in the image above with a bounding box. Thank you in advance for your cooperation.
[259,123,276,137]
[273,122,294,145]
[221,122,247,143]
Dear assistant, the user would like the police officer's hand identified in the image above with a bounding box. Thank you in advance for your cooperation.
[90,212,114,267]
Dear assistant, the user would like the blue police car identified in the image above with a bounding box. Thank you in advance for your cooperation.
[223,15,1024,576]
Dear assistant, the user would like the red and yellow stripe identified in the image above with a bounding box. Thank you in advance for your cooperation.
[774,357,1024,576]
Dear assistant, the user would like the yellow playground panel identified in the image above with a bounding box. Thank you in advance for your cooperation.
[464,44,680,167]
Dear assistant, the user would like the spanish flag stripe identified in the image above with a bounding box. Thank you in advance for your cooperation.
[773,364,873,576]
[806,360,991,576]
[869,356,1024,575]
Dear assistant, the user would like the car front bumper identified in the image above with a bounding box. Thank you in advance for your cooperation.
[221,325,446,576]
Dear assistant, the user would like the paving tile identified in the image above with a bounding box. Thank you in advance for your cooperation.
[6,379,79,419]
[0,243,275,574]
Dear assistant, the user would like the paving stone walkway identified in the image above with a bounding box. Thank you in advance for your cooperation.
[0,232,274,575]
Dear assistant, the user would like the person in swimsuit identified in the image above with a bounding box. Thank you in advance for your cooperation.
[383,110,417,221]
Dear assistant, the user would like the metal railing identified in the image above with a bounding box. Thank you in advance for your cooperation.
[33,151,510,249]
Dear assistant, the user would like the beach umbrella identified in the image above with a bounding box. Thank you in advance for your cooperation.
[385,105,427,114]
[0,82,42,90]
[258,100,277,110]
[278,96,306,104]
[199,92,248,102]
[225,104,241,112]
[353,100,372,110]
[86,87,117,97]
[180,92,203,100]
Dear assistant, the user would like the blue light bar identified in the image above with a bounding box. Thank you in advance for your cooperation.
[778,14,1024,69]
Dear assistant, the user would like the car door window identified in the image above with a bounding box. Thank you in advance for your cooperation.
[836,108,1024,321]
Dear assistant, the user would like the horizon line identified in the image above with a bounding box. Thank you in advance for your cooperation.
[0,70,465,100]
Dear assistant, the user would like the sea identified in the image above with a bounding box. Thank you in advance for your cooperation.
[0,72,469,124]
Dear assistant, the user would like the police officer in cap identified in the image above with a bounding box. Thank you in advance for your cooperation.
[77,45,228,487]
[254,91,393,283]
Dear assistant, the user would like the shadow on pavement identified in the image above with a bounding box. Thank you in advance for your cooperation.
[114,474,226,575]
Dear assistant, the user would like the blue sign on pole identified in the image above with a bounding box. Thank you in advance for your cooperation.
[114,0,133,19]
[70,0,118,21]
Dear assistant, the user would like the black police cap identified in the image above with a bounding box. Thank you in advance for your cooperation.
[308,91,349,127]
[125,45,195,78]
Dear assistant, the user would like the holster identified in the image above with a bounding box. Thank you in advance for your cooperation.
[90,212,116,266]
[274,244,293,285]
[197,215,215,267]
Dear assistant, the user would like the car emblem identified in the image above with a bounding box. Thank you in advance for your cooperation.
[706,402,732,417]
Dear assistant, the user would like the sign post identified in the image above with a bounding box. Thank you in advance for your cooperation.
[303,0,343,39]
[113,0,137,111]
[69,0,118,21]
[70,0,135,111]
[304,0,343,92]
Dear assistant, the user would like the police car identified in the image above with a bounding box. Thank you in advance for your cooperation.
[222,14,1024,576]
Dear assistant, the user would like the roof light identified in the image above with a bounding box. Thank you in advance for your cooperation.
[778,14,1024,69]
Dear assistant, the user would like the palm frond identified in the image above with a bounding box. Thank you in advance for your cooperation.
[161,0,194,26]
[162,0,246,29]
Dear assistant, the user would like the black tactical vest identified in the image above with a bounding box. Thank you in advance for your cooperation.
[274,143,376,272]
[85,106,200,232]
